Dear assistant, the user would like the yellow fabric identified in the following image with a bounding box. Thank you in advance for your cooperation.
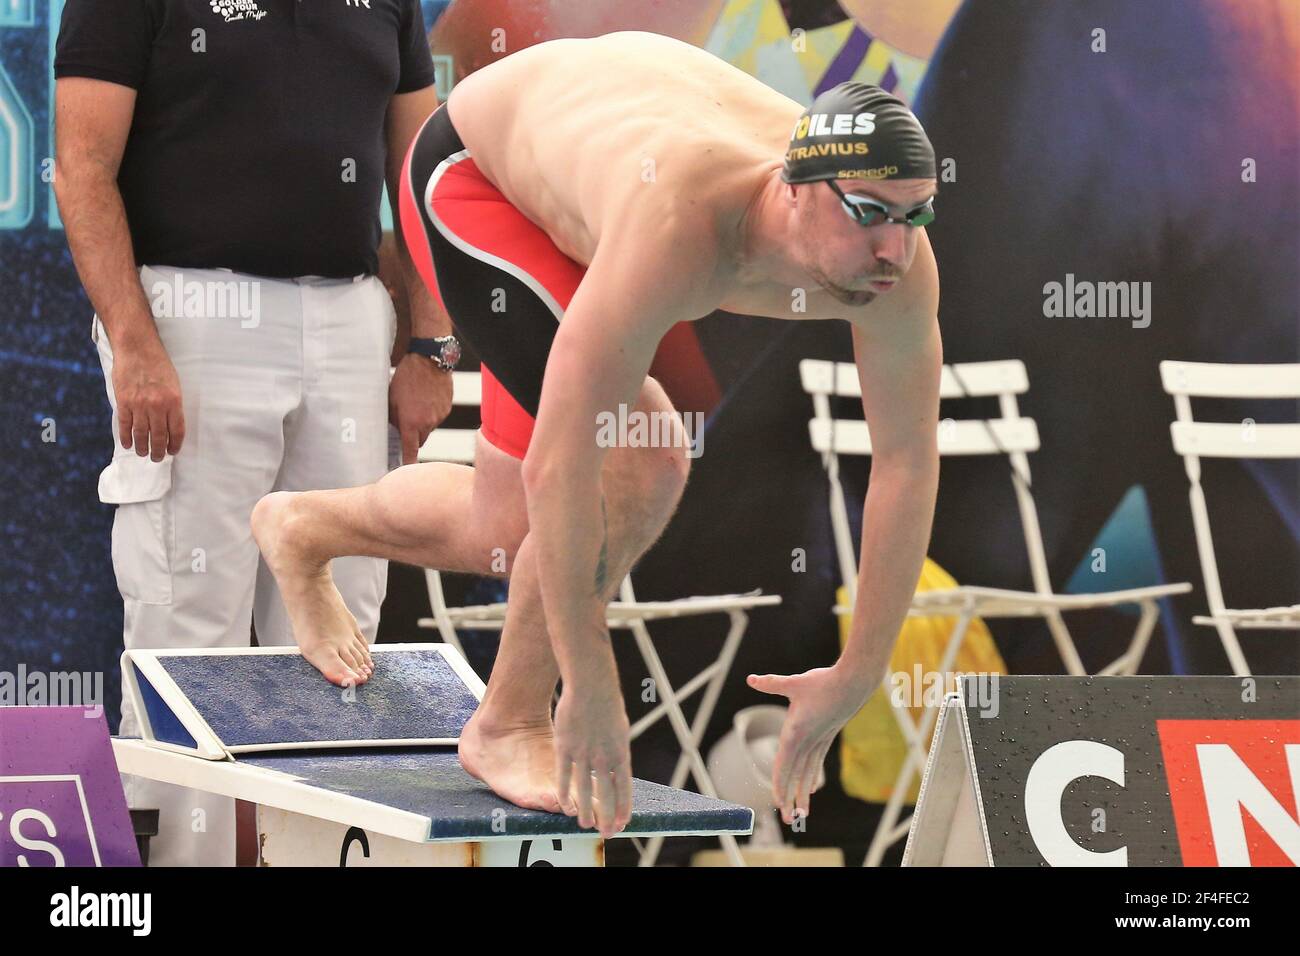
[837,558,1006,805]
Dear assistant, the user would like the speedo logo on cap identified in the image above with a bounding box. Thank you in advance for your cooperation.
[840,165,900,179]
[792,112,878,141]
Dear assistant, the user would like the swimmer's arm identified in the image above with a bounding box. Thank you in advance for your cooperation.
[839,239,942,697]
[522,235,712,683]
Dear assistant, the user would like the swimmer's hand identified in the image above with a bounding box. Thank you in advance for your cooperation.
[747,667,868,824]
[553,677,633,839]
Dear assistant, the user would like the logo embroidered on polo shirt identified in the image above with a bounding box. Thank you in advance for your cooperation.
[210,0,268,22]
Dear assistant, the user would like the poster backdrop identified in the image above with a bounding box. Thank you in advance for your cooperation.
[1,0,1296,859]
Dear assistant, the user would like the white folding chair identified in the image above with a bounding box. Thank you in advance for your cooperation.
[1160,360,1300,676]
[414,371,781,867]
[800,358,1191,866]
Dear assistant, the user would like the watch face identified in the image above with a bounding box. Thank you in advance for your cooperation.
[441,337,462,368]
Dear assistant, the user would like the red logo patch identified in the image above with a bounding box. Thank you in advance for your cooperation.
[1157,719,1300,866]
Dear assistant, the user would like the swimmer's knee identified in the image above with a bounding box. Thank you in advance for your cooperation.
[625,382,693,501]
[657,438,691,493]
[616,438,690,521]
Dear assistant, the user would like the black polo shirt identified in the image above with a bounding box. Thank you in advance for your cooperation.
[55,0,435,279]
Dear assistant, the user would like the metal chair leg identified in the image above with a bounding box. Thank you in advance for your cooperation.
[1044,608,1087,676]
[627,616,746,867]
[637,610,749,867]
[863,610,973,867]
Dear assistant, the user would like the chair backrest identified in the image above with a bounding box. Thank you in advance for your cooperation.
[799,358,1053,597]
[418,370,483,464]
[1159,360,1300,617]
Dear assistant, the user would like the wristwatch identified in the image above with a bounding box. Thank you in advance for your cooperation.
[408,335,462,372]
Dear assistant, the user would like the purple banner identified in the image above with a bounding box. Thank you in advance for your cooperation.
[0,707,140,866]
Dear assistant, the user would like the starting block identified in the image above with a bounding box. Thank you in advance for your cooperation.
[113,643,752,866]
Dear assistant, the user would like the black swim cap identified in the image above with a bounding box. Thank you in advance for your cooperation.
[782,82,936,184]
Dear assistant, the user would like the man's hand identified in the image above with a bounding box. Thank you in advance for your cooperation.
[747,667,869,824]
[57,74,183,464]
[389,354,453,465]
[553,677,633,838]
[112,334,185,461]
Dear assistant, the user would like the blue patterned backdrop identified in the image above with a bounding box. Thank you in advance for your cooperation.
[0,1,457,723]
[2,0,1296,745]
[1,0,120,707]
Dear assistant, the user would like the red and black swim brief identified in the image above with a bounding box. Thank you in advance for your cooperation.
[399,105,585,460]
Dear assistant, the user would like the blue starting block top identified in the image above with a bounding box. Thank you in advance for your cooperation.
[123,644,484,755]
[242,747,751,841]
[113,644,754,846]
[143,648,477,750]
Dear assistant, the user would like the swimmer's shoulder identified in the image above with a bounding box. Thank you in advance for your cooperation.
[589,192,731,319]
[847,230,940,332]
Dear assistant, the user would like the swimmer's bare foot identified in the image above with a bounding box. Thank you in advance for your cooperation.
[251,491,374,687]
[459,709,563,814]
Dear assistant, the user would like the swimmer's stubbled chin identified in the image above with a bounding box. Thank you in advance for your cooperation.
[809,265,878,307]
[825,285,877,307]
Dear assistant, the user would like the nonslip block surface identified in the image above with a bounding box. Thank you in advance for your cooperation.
[241,747,753,840]
[158,650,478,748]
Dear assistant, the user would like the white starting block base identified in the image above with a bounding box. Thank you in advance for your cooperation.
[112,644,752,867]
[258,807,603,867]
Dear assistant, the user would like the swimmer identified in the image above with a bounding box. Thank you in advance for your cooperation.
[251,32,941,839]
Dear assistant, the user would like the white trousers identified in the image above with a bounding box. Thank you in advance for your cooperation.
[97,265,396,865]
